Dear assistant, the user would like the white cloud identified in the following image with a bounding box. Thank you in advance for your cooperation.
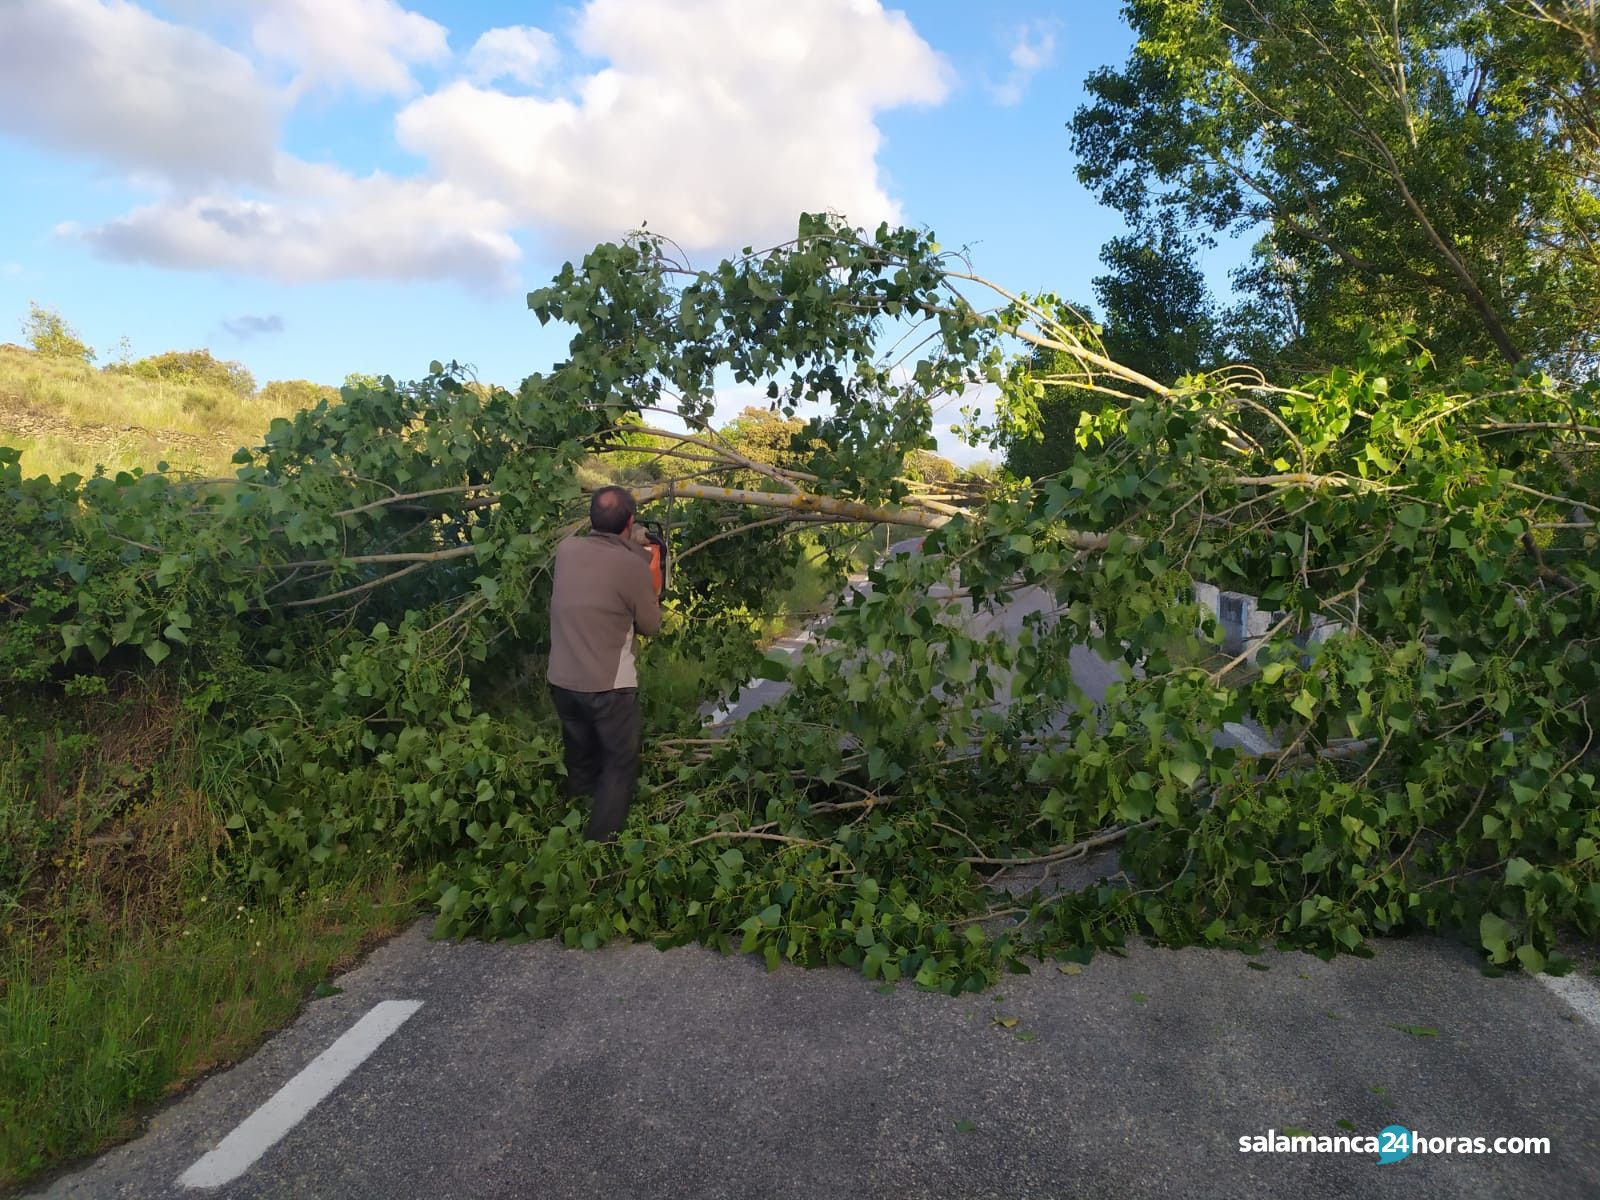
[467,25,558,88]
[251,0,449,97]
[74,158,521,288]
[396,0,951,253]
[14,0,951,289]
[990,21,1057,107]
[0,0,279,183]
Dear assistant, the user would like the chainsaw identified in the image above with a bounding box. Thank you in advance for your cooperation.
[640,519,670,598]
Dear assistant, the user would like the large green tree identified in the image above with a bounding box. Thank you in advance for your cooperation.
[1072,0,1600,373]
[1096,216,1218,383]
[1001,218,1216,478]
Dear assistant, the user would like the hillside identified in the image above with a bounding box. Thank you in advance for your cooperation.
[0,344,308,478]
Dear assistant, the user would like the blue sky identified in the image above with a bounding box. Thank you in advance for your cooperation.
[0,1,1250,461]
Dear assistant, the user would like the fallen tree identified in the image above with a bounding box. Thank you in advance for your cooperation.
[3,214,1595,989]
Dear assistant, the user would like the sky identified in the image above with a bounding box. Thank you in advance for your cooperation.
[0,0,1251,463]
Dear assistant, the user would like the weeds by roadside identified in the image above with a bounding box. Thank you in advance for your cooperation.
[0,680,421,1191]
[0,871,417,1189]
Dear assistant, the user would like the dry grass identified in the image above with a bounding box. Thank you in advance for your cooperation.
[0,345,308,478]
[0,429,217,481]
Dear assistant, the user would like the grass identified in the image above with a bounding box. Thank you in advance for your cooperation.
[0,682,420,1190]
[0,345,304,478]
[0,872,418,1189]
[0,429,218,483]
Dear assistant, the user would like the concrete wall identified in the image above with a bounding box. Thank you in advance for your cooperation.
[1193,582,1347,664]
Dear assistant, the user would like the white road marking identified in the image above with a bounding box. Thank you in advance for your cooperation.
[178,999,423,1189]
[1537,969,1600,1031]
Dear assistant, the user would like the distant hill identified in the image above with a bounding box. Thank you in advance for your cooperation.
[0,344,329,479]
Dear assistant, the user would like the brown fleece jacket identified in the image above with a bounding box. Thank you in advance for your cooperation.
[546,530,662,692]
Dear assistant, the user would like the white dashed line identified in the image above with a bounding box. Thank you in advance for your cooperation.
[178,999,423,1189]
[1537,969,1600,1031]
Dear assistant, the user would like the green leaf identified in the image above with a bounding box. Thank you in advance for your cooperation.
[754,652,792,682]
[1479,912,1513,962]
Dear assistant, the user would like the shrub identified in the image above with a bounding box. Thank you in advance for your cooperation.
[121,350,256,397]
[21,303,94,364]
[259,379,339,412]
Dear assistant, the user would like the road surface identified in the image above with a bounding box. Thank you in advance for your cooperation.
[33,922,1600,1199]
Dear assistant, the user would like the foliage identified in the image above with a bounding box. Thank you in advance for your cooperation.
[2,214,1596,998]
[904,450,958,484]
[21,302,94,364]
[259,379,340,410]
[1094,215,1217,383]
[116,349,257,398]
[0,612,415,1189]
[998,345,1101,482]
[720,406,816,467]
[1001,220,1217,478]
[1072,0,1600,372]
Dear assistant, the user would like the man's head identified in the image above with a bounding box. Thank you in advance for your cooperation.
[590,485,637,535]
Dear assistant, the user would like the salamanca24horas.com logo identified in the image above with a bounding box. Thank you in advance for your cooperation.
[1239,1126,1550,1163]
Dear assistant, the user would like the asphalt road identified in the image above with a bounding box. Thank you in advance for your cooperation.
[33,921,1600,1199]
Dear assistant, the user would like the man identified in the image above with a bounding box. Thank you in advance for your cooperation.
[547,485,662,841]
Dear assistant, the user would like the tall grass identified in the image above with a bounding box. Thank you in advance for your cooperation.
[0,872,417,1187]
[0,346,296,441]
[0,345,305,478]
[0,684,420,1189]
[0,430,217,481]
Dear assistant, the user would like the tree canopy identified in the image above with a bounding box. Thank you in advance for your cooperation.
[1000,218,1216,479]
[1073,0,1600,373]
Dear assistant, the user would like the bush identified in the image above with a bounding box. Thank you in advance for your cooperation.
[120,350,256,397]
[21,303,94,364]
[259,379,339,412]
[905,449,957,484]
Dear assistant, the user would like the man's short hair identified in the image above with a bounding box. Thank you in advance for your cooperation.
[590,485,636,534]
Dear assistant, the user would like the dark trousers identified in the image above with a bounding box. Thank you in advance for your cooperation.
[549,685,642,841]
